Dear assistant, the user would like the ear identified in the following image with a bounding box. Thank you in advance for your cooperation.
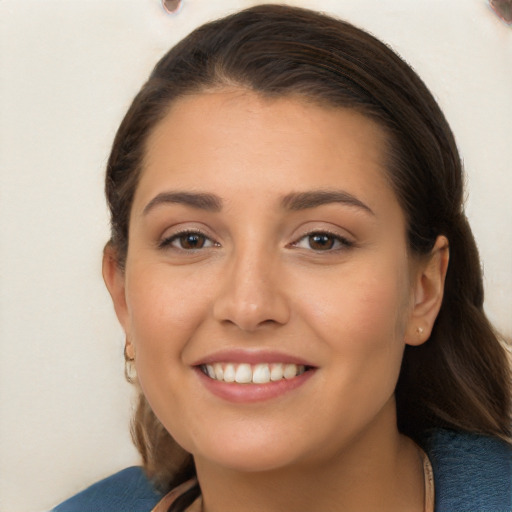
[405,235,449,346]
[102,244,134,358]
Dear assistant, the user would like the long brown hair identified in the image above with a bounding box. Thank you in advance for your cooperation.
[105,3,511,501]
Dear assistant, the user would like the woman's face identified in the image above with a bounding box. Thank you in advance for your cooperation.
[106,89,428,473]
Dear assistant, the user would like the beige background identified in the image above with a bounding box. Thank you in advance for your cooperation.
[1,1,511,511]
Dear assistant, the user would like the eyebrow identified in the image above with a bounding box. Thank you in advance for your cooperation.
[143,191,222,215]
[142,189,374,216]
[281,190,374,215]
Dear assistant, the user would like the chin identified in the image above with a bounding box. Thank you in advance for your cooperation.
[191,431,304,473]
[201,449,297,473]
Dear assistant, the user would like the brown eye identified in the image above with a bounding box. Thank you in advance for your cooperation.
[293,231,353,252]
[159,231,216,250]
[308,233,335,251]
[178,233,207,249]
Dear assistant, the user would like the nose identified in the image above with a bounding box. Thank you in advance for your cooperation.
[212,247,290,331]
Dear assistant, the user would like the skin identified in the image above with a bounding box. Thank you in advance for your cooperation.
[104,89,449,512]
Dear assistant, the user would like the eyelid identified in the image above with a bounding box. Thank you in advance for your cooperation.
[290,229,355,251]
[158,227,219,250]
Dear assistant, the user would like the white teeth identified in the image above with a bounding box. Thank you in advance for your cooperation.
[223,363,236,382]
[202,362,307,384]
[235,363,252,383]
[213,363,224,380]
[283,363,297,379]
[252,363,271,384]
[270,363,284,381]
[206,364,215,379]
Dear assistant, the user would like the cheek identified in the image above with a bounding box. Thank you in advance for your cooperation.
[125,264,213,359]
[305,265,409,342]
[297,257,411,404]
[123,265,215,441]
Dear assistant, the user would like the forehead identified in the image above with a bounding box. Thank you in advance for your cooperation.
[136,88,398,216]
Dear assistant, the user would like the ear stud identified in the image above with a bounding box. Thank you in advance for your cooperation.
[417,326,425,335]
[124,342,137,383]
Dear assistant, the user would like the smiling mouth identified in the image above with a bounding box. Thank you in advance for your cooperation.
[199,362,313,384]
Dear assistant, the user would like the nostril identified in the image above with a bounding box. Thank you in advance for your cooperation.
[260,318,280,326]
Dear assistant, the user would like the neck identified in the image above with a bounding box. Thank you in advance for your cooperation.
[193,405,425,512]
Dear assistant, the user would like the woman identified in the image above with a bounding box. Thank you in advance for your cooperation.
[52,4,511,511]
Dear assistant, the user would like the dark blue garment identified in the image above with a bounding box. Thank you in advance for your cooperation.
[51,466,162,512]
[51,429,512,511]
[423,430,512,511]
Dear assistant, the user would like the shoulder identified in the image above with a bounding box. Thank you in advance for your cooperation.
[423,429,512,511]
[50,466,162,512]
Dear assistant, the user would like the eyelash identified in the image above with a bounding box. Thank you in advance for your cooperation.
[158,229,353,253]
[291,231,354,252]
[158,230,218,251]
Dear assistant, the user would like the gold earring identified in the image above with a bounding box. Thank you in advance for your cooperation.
[124,343,137,383]
[416,326,424,335]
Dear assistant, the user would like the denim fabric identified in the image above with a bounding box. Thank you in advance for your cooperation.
[424,429,512,512]
[50,466,161,512]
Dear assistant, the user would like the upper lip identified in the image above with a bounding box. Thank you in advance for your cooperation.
[191,348,316,367]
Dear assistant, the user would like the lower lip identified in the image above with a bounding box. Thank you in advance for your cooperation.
[194,367,316,403]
